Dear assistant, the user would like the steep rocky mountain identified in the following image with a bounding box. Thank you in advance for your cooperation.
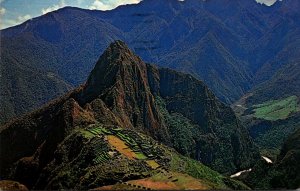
[0,41,258,189]
[242,128,300,189]
[1,0,299,124]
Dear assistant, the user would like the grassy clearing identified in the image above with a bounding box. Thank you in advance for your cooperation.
[107,135,137,160]
[80,130,95,139]
[135,152,147,160]
[145,160,160,169]
[253,96,299,121]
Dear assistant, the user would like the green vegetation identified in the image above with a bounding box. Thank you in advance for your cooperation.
[77,123,249,190]
[168,151,249,190]
[80,130,94,139]
[239,96,300,159]
[244,129,300,190]
[93,140,111,164]
[255,115,300,158]
[169,152,225,188]
[155,96,199,157]
[252,96,299,121]
[155,96,258,173]
[88,127,103,135]
[80,124,160,164]
[135,153,147,160]
[247,62,300,106]
[2,119,250,190]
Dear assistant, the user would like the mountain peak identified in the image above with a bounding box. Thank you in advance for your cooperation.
[79,40,144,103]
[109,40,129,51]
[105,40,137,63]
[78,41,166,137]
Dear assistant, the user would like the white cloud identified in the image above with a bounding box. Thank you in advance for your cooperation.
[0,14,31,29]
[0,7,5,15]
[17,14,32,22]
[77,0,85,5]
[89,0,141,11]
[255,0,282,6]
[41,0,66,14]
[0,6,6,29]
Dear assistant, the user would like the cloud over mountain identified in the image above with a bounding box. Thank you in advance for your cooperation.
[89,0,140,10]
[256,0,282,6]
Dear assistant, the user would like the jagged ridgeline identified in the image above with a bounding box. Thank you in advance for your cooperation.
[0,41,258,189]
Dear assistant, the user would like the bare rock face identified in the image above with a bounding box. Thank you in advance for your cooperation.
[0,41,259,189]
[79,40,170,141]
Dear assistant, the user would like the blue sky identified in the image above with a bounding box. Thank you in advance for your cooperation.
[0,0,281,30]
[0,0,140,29]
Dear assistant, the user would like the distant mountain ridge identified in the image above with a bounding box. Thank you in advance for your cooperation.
[1,0,299,124]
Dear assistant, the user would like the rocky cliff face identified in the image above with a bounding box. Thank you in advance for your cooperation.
[0,41,259,189]
[78,41,169,142]
[154,67,259,173]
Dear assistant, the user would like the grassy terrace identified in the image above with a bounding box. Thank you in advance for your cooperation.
[80,124,160,168]
[78,124,249,190]
[252,95,300,121]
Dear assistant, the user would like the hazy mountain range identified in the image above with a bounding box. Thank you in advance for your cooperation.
[0,0,299,190]
[1,0,299,125]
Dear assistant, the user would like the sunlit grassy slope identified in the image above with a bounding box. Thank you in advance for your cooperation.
[80,124,249,190]
[253,96,299,121]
